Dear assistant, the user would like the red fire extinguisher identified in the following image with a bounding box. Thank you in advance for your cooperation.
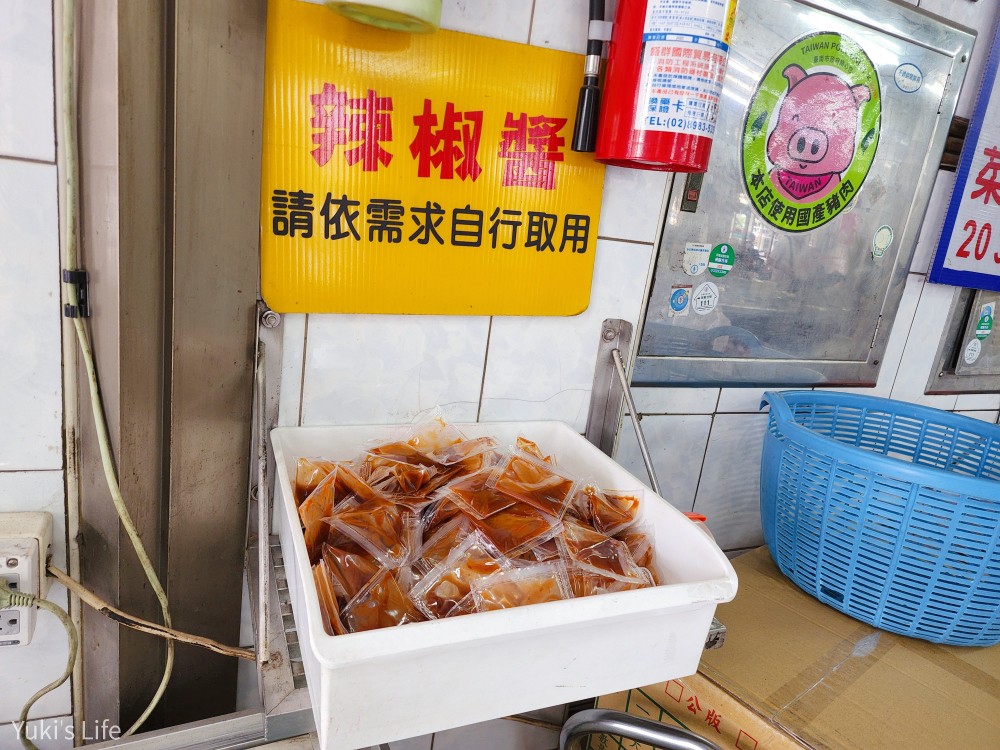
[574,0,735,173]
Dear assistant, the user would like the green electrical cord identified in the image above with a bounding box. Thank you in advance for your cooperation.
[0,582,79,750]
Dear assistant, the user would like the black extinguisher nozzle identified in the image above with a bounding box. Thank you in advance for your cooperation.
[571,80,602,153]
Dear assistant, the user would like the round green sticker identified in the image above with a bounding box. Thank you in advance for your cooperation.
[708,243,734,277]
[976,313,993,340]
[741,32,881,233]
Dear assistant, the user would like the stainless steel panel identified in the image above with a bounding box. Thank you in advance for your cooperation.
[927,286,1000,393]
[955,289,1000,376]
[634,0,973,386]
[163,0,265,725]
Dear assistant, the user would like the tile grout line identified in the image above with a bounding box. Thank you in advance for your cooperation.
[475,317,494,422]
[688,413,715,514]
[526,0,538,44]
[297,314,310,427]
[0,153,57,167]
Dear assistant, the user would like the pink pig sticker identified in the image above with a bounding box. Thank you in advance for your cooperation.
[741,31,881,233]
[767,64,871,202]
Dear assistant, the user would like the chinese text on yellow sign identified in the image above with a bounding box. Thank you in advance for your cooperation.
[260,0,606,315]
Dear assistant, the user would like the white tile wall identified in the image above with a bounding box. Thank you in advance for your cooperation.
[0,471,71,723]
[479,239,653,431]
[440,0,534,43]
[278,313,306,427]
[597,167,671,243]
[838,273,924,399]
[955,392,1000,412]
[890,280,961,410]
[0,0,55,162]
[0,160,62,471]
[692,415,769,551]
[8,717,74,749]
[910,171,955,275]
[630,386,719,415]
[301,315,490,426]
[615,414,712,512]
[529,0,589,54]
[956,410,999,423]
[716,387,774,414]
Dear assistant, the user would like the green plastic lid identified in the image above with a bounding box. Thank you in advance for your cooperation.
[325,0,441,33]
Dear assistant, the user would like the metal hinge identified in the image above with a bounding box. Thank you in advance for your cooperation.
[870,314,883,350]
[938,73,952,114]
[62,269,90,318]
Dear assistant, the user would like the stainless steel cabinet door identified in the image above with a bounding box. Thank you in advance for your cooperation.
[635,0,973,386]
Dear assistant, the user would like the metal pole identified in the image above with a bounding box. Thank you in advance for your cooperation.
[612,348,662,496]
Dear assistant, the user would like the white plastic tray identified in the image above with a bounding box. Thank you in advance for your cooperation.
[271,421,738,750]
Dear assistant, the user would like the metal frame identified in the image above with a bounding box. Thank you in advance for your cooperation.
[926,285,1000,394]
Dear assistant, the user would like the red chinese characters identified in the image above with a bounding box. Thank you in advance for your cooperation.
[311,83,394,171]
[971,146,1000,206]
[409,100,484,181]
[498,112,568,190]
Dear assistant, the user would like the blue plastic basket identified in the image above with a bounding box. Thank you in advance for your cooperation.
[759,390,1000,646]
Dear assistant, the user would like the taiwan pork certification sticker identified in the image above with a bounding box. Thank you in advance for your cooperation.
[742,31,881,233]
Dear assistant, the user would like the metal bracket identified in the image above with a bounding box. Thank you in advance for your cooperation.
[585,319,661,495]
[585,319,632,456]
[62,268,90,318]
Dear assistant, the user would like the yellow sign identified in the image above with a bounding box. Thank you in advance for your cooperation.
[260,0,606,315]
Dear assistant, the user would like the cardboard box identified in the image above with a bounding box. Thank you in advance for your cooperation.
[595,547,1000,750]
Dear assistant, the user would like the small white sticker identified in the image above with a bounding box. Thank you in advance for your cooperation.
[683,243,711,276]
[692,281,719,315]
[872,225,893,258]
[894,63,923,93]
[964,338,982,365]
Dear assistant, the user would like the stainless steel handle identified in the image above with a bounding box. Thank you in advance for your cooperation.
[560,709,722,750]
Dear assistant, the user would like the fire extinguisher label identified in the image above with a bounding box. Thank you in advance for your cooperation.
[633,0,733,138]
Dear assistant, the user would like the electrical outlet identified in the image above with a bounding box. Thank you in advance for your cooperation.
[0,512,53,647]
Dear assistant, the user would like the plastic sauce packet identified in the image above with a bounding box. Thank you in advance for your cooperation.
[329,499,412,567]
[529,537,561,562]
[515,435,553,464]
[299,469,356,563]
[558,519,648,584]
[439,468,517,520]
[487,451,578,520]
[398,415,467,457]
[322,544,381,602]
[426,436,500,467]
[471,560,573,611]
[335,462,389,505]
[417,515,475,571]
[409,532,511,619]
[616,525,662,584]
[472,502,563,557]
[585,487,641,536]
[294,458,338,505]
[364,454,436,495]
[313,560,347,636]
[567,563,655,598]
[616,525,655,568]
[421,497,466,535]
[342,568,425,633]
